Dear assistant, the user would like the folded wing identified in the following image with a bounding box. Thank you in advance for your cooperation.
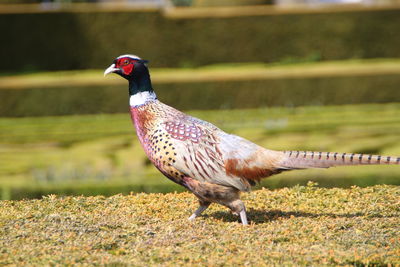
[168,118,287,192]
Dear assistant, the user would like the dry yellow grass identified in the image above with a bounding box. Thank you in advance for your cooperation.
[1,184,399,266]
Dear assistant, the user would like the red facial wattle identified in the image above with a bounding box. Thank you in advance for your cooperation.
[121,63,134,75]
[115,58,136,76]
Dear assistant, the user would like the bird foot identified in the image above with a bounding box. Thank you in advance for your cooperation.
[188,204,209,221]
[188,213,197,221]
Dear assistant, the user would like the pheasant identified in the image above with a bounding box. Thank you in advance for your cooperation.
[104,54,400,225]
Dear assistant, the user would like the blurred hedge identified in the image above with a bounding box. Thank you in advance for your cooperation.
[0,183,184,200]
[0,73,399,116]
[2,172,399,200]
[1,7,400,72]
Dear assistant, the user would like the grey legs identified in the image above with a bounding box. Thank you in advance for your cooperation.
[188,200,248,225]
[188,202,210,221]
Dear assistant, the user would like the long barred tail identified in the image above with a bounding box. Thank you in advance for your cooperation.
[280,151,400,169]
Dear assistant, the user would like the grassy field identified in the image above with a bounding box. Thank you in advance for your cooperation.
[0,184,399,265]
[1,103,399,199]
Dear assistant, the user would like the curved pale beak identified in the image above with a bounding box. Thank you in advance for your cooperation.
[104,64,120,77]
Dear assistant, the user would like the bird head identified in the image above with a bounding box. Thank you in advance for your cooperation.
[104,54,149,80]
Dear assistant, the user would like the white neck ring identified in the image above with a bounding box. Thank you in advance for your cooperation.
[129,91,157,107]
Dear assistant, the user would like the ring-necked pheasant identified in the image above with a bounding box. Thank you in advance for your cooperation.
[104,54,400,225]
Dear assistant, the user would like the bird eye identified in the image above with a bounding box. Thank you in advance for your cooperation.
[123,59,129,65]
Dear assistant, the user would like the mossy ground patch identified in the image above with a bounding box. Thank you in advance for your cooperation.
[0,184,399,265]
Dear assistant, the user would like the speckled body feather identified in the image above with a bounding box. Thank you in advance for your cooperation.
[130,100,286,192]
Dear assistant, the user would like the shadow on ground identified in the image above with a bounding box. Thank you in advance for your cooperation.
[206,209,392,224]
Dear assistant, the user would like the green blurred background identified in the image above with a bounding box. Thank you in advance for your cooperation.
[0,0,399,199]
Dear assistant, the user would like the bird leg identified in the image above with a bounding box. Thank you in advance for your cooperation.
[239,209,248,225]
[227,199,248,225]
[183,177,248,224]
[188,200,211,221]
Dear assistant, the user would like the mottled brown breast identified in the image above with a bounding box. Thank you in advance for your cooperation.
[130,103,190,186]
